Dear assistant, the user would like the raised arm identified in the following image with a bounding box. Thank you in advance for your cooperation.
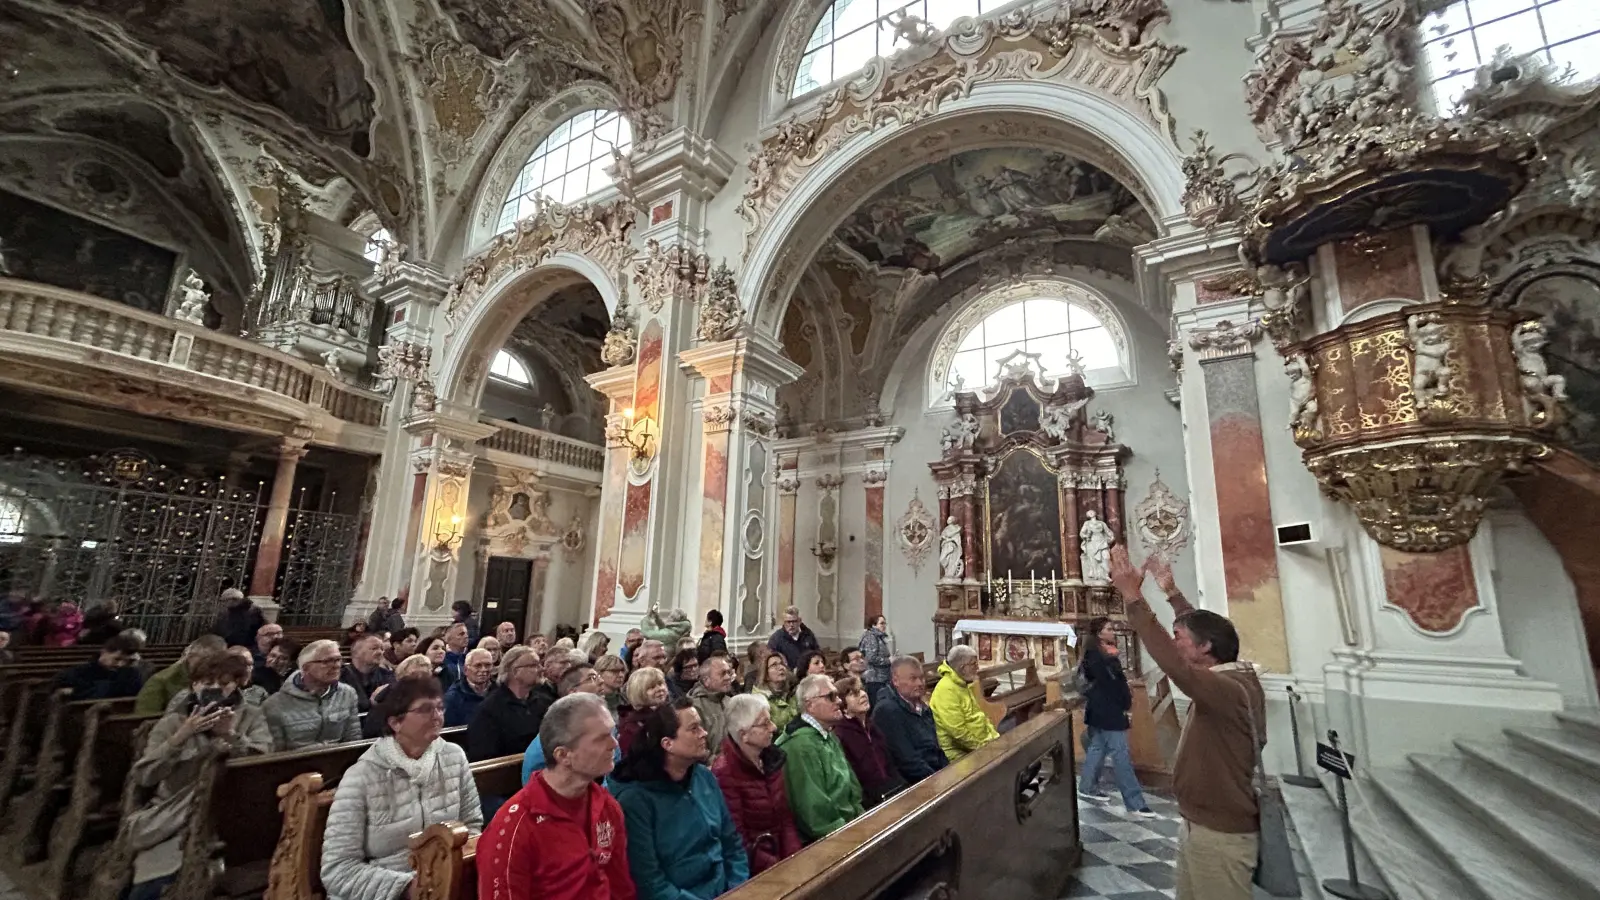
[1111,547,1243,713]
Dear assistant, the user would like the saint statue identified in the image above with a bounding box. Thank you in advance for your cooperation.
[939,516,964,579]
[1079,509,1115,585]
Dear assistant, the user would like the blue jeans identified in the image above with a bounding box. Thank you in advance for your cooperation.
[1079,726,1147,811]
[126,875,176,900]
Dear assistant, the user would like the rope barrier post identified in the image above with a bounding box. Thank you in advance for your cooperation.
[1320,730,1390,900]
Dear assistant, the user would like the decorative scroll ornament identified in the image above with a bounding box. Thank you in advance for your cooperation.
[702,404,737,433]
[376,341,432,389]
[561,512,586,563]
[697,261,744,343]
[634,239,711,315]
[174,270,210,325]
[1133,470,1190,564]
[1187,319,1262,360]
[601,302,638,368]
[740,2,1182,248]
[1179,130,1244,227]
[445,197,635,332]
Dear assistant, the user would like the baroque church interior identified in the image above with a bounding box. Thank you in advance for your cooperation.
[1,0,1599,898]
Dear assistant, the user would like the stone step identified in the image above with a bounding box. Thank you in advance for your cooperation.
[1507,725,1600,782]
[1409,753,1600,897]
[1555,709,1600,741]
[1346,775,1485,900]
[1368,768,1575,900]
[1455,738,1600,836]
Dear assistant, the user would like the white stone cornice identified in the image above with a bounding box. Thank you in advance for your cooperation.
[769,425,905,456]
[1136,223,1247,276]
[677,333,805,389]
[585,364,637,402]
[403,410,500,444]
[631,128,738,206]
[363,260,453,304]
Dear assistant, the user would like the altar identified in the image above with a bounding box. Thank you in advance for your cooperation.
[927,354,1143,670]
[949,618,1077,678]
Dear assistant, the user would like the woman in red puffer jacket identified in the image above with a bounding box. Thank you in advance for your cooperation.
[710,694,804,874]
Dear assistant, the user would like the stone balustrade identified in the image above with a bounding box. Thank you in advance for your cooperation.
[0,277,386,430]
[480,416,604,471]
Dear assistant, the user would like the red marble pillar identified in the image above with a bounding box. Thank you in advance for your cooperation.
[863,469,886,622]
[1104,483,1125,543]
[696,409,733,620]
[1061,481,1082,581]
[776,469,798,611]
[248,439,307,599]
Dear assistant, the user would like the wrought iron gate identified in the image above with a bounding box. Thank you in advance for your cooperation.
[0,450,263,643]
[275,505,361,627]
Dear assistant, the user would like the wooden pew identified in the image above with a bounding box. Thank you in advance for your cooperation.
[0,678,47,814]
[82,720,159,900]
[159,726,471,900]
[409,704,1087,900]
[972,659,1051,728]
[44,709,163,900]
[266,754,522,900]
[3,694,136,865]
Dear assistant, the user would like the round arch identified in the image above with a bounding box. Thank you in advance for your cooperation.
[438,249,623,407]
[738,80,1186,338]
[461,82,627,255]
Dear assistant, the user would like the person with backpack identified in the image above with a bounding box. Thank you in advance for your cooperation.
[1075,616,1155,817]
[698,609,728,661]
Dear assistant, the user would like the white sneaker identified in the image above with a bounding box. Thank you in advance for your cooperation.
[1130,807,1160,819]
[1078,790,1110,804]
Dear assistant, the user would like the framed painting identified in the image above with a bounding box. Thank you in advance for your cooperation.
[984,447,1064,581]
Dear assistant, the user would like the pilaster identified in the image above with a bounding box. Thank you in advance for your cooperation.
[399,408,498,631]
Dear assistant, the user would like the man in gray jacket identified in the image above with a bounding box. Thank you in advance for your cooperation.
[262,639,362,751]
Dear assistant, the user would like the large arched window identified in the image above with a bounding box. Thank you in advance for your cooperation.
[489,349,532,386]
[792,0,1012,97]
[496,110,633,233]
[0,493,24,544]
[1422,0,1600,110]
[929,280,1131,407]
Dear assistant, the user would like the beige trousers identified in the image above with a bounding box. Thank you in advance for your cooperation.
[1175,819,1259,900]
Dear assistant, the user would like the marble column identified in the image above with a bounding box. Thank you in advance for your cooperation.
[863,464,887,624]
[248,435,309,612]
[1060,477,1083,581]
[679,335,802,636]
[776,461,800,616]
[584,366,635,629]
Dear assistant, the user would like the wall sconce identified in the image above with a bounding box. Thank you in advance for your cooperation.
[620,407,659,467]
[433,513,464,552]
[811,540,838,566]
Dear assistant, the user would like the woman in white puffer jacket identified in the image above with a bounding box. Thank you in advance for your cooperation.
[320,676,483,900]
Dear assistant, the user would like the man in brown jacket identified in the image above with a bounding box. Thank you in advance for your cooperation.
[1110,546,1266,900]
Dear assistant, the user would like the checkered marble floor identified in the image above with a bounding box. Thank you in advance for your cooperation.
[1058,791,1323,900]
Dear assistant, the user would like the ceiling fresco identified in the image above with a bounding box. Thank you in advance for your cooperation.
[69,0,376,155]
[834,147,1154,274]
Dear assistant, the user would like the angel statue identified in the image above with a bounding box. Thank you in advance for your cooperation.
[1512,320,1567,423]
[939,517,964,580]
[174,269,209,325]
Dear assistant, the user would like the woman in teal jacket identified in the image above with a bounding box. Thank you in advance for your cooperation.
[609,699,750,899]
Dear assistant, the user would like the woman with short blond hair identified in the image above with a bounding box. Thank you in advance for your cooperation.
[618,666,670,757]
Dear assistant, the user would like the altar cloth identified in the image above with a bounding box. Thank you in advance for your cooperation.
[950,618,1078,647]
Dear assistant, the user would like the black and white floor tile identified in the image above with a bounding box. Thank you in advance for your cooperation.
[1058,791,1323,900]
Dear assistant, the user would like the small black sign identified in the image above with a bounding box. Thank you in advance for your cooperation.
[1317,743,1354,779]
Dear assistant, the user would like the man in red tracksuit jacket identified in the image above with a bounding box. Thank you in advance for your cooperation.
[478,694,636,900]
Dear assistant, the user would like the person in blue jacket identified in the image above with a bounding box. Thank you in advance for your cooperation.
[608,698,750,899]
[870,655,948,785]
[523,664,621,782]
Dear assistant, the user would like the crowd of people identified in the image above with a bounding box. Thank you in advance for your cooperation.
[15,562,1269,900]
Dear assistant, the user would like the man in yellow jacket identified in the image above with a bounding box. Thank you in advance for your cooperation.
[929,644,999,762]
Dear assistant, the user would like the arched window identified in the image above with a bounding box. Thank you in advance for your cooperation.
[490,349,532,386]
[792,0,1011,97]
[362,228,391,263]
[1422,1,1600,110]
[0,493,24,544]
[929,281,1131,407]
[496,110,633,233]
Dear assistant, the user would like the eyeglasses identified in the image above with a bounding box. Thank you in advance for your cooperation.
[810,692,840,703]
[309,657,341,667]
[404,702,446,717]
[579,671,602,683]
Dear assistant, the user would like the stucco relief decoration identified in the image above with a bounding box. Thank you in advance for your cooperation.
[1406,312,1454,417]
[1186,318,1262,360]
[897,490,937,573]
[633,239,711,316]
[406,17,519,170]
[1179,130,1255,228]
[560,511,586,563]
[1511,320,1568,426]
[741,1,1182,250]
[601,300,638,367]
[1132,470,1188,564]
[697,261,744,343]
[485,470,557,557]
[375,341,432,393]
[445,196,635,333]
[436,0,702,146]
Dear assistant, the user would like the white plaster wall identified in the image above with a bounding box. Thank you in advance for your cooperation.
[1490,506,1599,710]
[1158,0,1265,159]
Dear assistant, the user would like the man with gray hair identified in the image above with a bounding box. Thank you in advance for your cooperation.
[767,604,820,671]
[690,654,737,760]
[260,639,361,750]
[211,587,265,648]
[872,655,948,785]
[445,647,495,726]
[530,647,590,716]
[929,644,998,762]
[776,673,863,841]
[522,660,612,781]
[480,693,634,898]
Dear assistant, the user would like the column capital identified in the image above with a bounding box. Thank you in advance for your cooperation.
[585,364,637,404]
[678,333,804,390]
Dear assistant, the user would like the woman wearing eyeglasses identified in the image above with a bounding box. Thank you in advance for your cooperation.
[320,677,483,900]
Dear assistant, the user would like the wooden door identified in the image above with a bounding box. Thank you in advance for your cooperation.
[481,557,533,637]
